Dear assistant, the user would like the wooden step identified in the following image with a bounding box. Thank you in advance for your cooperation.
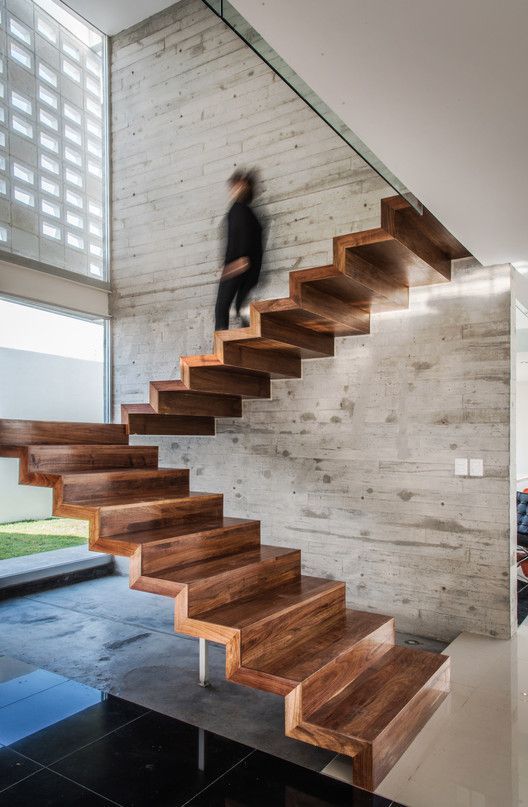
[252,299,346,341]
[19,444,159,482]
[141,545,301,614]
[0,419,128,449]
[381,195,470,279]
[214,330,302,378]
[290,264,409,315]
[292,644,449,789]
[179,575,345,676]
[122,404,215,436]
[150,380,242,418]
[59,468,190,504]
[180,355,271,398]
[133,517,261,578]
[234,609,394,696]
[100,516,249,558]
[96,491,222,538]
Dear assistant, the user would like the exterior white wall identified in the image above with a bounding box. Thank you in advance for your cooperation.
[0,347,103,523]
[110,0,514,641]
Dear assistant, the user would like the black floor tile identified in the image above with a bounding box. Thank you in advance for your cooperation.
[51,710,253,807]
[0,745,42,793]
[0,768,119,806]
[10,694,148,765]
[185,751,401,807]
[0,679,103,745]
[0,665,67,708]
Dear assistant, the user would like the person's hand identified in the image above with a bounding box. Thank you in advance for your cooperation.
[221,257,250,279]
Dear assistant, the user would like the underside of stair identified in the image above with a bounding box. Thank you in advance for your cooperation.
[0,194,470,792]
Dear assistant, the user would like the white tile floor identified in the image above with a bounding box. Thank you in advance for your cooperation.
[323,623,528,806]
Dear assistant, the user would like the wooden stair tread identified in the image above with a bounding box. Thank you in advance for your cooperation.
[181,354,271,398]
[241,609,392,684]
[59,467,189,504]
[351,238,450,288]
[122,403,216,435]
[305,645,448,741]
[22,444,159,475]
[253,298,359,337]
[197,574,343,626]
[0,420,128,447]
[154,544,297,584]
[150,381,242,418]
[290,264,409,315]
[92,490,219,513]
[105,515,245,547]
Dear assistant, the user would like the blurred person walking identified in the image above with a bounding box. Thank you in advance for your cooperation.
[214,170,263,331]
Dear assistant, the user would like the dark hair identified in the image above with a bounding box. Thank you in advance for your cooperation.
[228,170,244,186]
[243,170,257,204]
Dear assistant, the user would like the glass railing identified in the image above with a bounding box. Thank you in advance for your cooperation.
[202,0,422,213]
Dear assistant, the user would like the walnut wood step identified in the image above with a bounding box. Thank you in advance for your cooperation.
[96,491,223,538]
[133,517,261,577]
[122,404,215,435]
[291,645,450,790]
[138,545,301,615]
[214,331,302,379]
[234,609,394,697]
[0,419,128,448]
[150,380,242,418]
[98,516,246,558]
[178,576,345,676]
[252,298,349,340]
[290,263,409,315]
[19,444,159,481]
[381,195,470,280]
[59,467,190,504]
[180,355,271,398]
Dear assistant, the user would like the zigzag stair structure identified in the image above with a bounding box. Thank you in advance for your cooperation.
[0,196,470,791]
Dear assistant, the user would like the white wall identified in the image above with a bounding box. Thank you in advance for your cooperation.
[0,347,104,523]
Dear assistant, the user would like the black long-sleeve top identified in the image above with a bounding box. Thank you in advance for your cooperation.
[224,201,263,278]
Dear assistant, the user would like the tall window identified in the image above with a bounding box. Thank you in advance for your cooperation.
[0,0,107,279]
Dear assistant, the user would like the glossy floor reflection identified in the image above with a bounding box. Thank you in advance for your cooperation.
[0,654,404,806]
[324,624,528,806]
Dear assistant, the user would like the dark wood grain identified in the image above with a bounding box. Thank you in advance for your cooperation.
[122,404,215,435]
[181,355,271,398]
[150,380,242,418]
[0,419,127,446]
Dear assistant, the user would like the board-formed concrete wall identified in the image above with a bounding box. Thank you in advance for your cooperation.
[110,0,514,641]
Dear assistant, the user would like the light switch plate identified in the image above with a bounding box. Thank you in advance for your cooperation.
[455,458,468,476]
[470,458,484,477]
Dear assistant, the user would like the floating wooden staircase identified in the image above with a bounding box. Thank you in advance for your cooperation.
[0,196,469,791]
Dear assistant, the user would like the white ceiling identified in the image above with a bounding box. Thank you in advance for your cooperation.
[64,0,528,266]
[62,0,174,36]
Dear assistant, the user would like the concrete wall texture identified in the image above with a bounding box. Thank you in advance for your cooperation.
[110,0,514,641]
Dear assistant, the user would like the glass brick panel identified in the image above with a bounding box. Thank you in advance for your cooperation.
[2,0,107,277]
[9,41,32,70]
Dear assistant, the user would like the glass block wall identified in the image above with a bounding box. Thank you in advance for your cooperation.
[0,0,106,279]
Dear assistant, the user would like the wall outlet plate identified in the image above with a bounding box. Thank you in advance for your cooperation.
[455,458,468,476]
[469,458,484,477]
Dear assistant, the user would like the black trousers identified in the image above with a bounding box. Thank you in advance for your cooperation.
[214,268,259,331]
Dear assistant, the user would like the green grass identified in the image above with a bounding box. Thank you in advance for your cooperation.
[0,517,88,560]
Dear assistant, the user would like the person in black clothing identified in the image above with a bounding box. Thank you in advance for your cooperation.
[214,170,263,331]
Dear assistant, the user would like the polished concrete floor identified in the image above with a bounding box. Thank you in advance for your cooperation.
[324,620,528,806]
